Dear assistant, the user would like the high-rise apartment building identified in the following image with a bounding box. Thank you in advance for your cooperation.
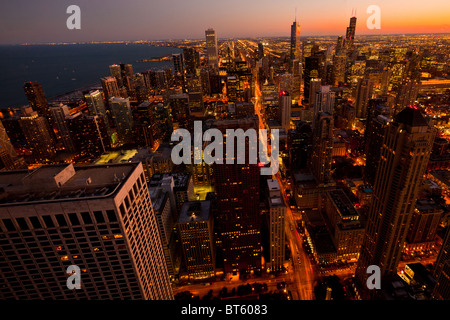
[109,64,124,87]
[355,107,435,298]
[0,163,173,300]
[50,104,76,153]
[18,107,56,162]
[101,77,120,101]
[23,82,50,118]
[109,97,134,145]
[85,90,107,120]
[67,113,109,162]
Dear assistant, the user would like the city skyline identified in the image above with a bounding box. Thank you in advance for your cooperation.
[1,2,450,303]
[1,0,450,45]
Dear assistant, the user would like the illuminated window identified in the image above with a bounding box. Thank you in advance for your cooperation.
[61,256,69,261]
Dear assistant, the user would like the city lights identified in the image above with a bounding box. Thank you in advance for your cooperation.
[0,1,449,307]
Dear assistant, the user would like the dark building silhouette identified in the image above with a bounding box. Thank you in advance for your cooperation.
[356,107,435,298]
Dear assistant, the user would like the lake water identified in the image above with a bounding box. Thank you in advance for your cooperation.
[0,43,182,109]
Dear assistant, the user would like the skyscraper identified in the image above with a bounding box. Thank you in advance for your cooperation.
[109,97,134,145]
[50,104,76,153]
[258,42,264,60]
[186,75,204,117]
[148,185,179,278]
[290,18,301,63]
[101,76,120,101]
[0,120,26,170]
[177,201,215,279]
[332,53,347,86]
[23,82,50,118]
[344,16,357,55]
[169,93,190,128]
[109,64,124,87]
[310,112,333,185]
[0,163,173,300]
[314,85,335,116]
[433,227,450,300]
[265,179,286,272]
[355,107,435,298]
[212,117,262,275]
[363,112,391,186]
[394,79,421,115]
[279,73,293,94]
[291,59,302,102]
[278,91,292,132]
[183,47,200,75]
[172,53,185,75]
[308,78,322,108]
[354,78,374,119]
[288,121,312,171]
[18,106,56,162]
[205,28,219,69]
[304,56,320,104]
[67,113,109,162]
[85,90,107,119]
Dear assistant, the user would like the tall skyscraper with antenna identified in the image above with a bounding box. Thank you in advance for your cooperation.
[344,12,357,55]
[290,11,301,63]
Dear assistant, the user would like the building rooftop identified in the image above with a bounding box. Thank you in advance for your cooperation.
[95,149,138,164]
[394,107,429,127]
[178,200,211,223]
[0,163,138,206]
[150,172,191,191]
[327,189,360,219]
[267,179,281,192]
[131,145,172,162]
[148,187,168,214]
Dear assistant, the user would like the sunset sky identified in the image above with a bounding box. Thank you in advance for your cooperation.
[1,0,449,44]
